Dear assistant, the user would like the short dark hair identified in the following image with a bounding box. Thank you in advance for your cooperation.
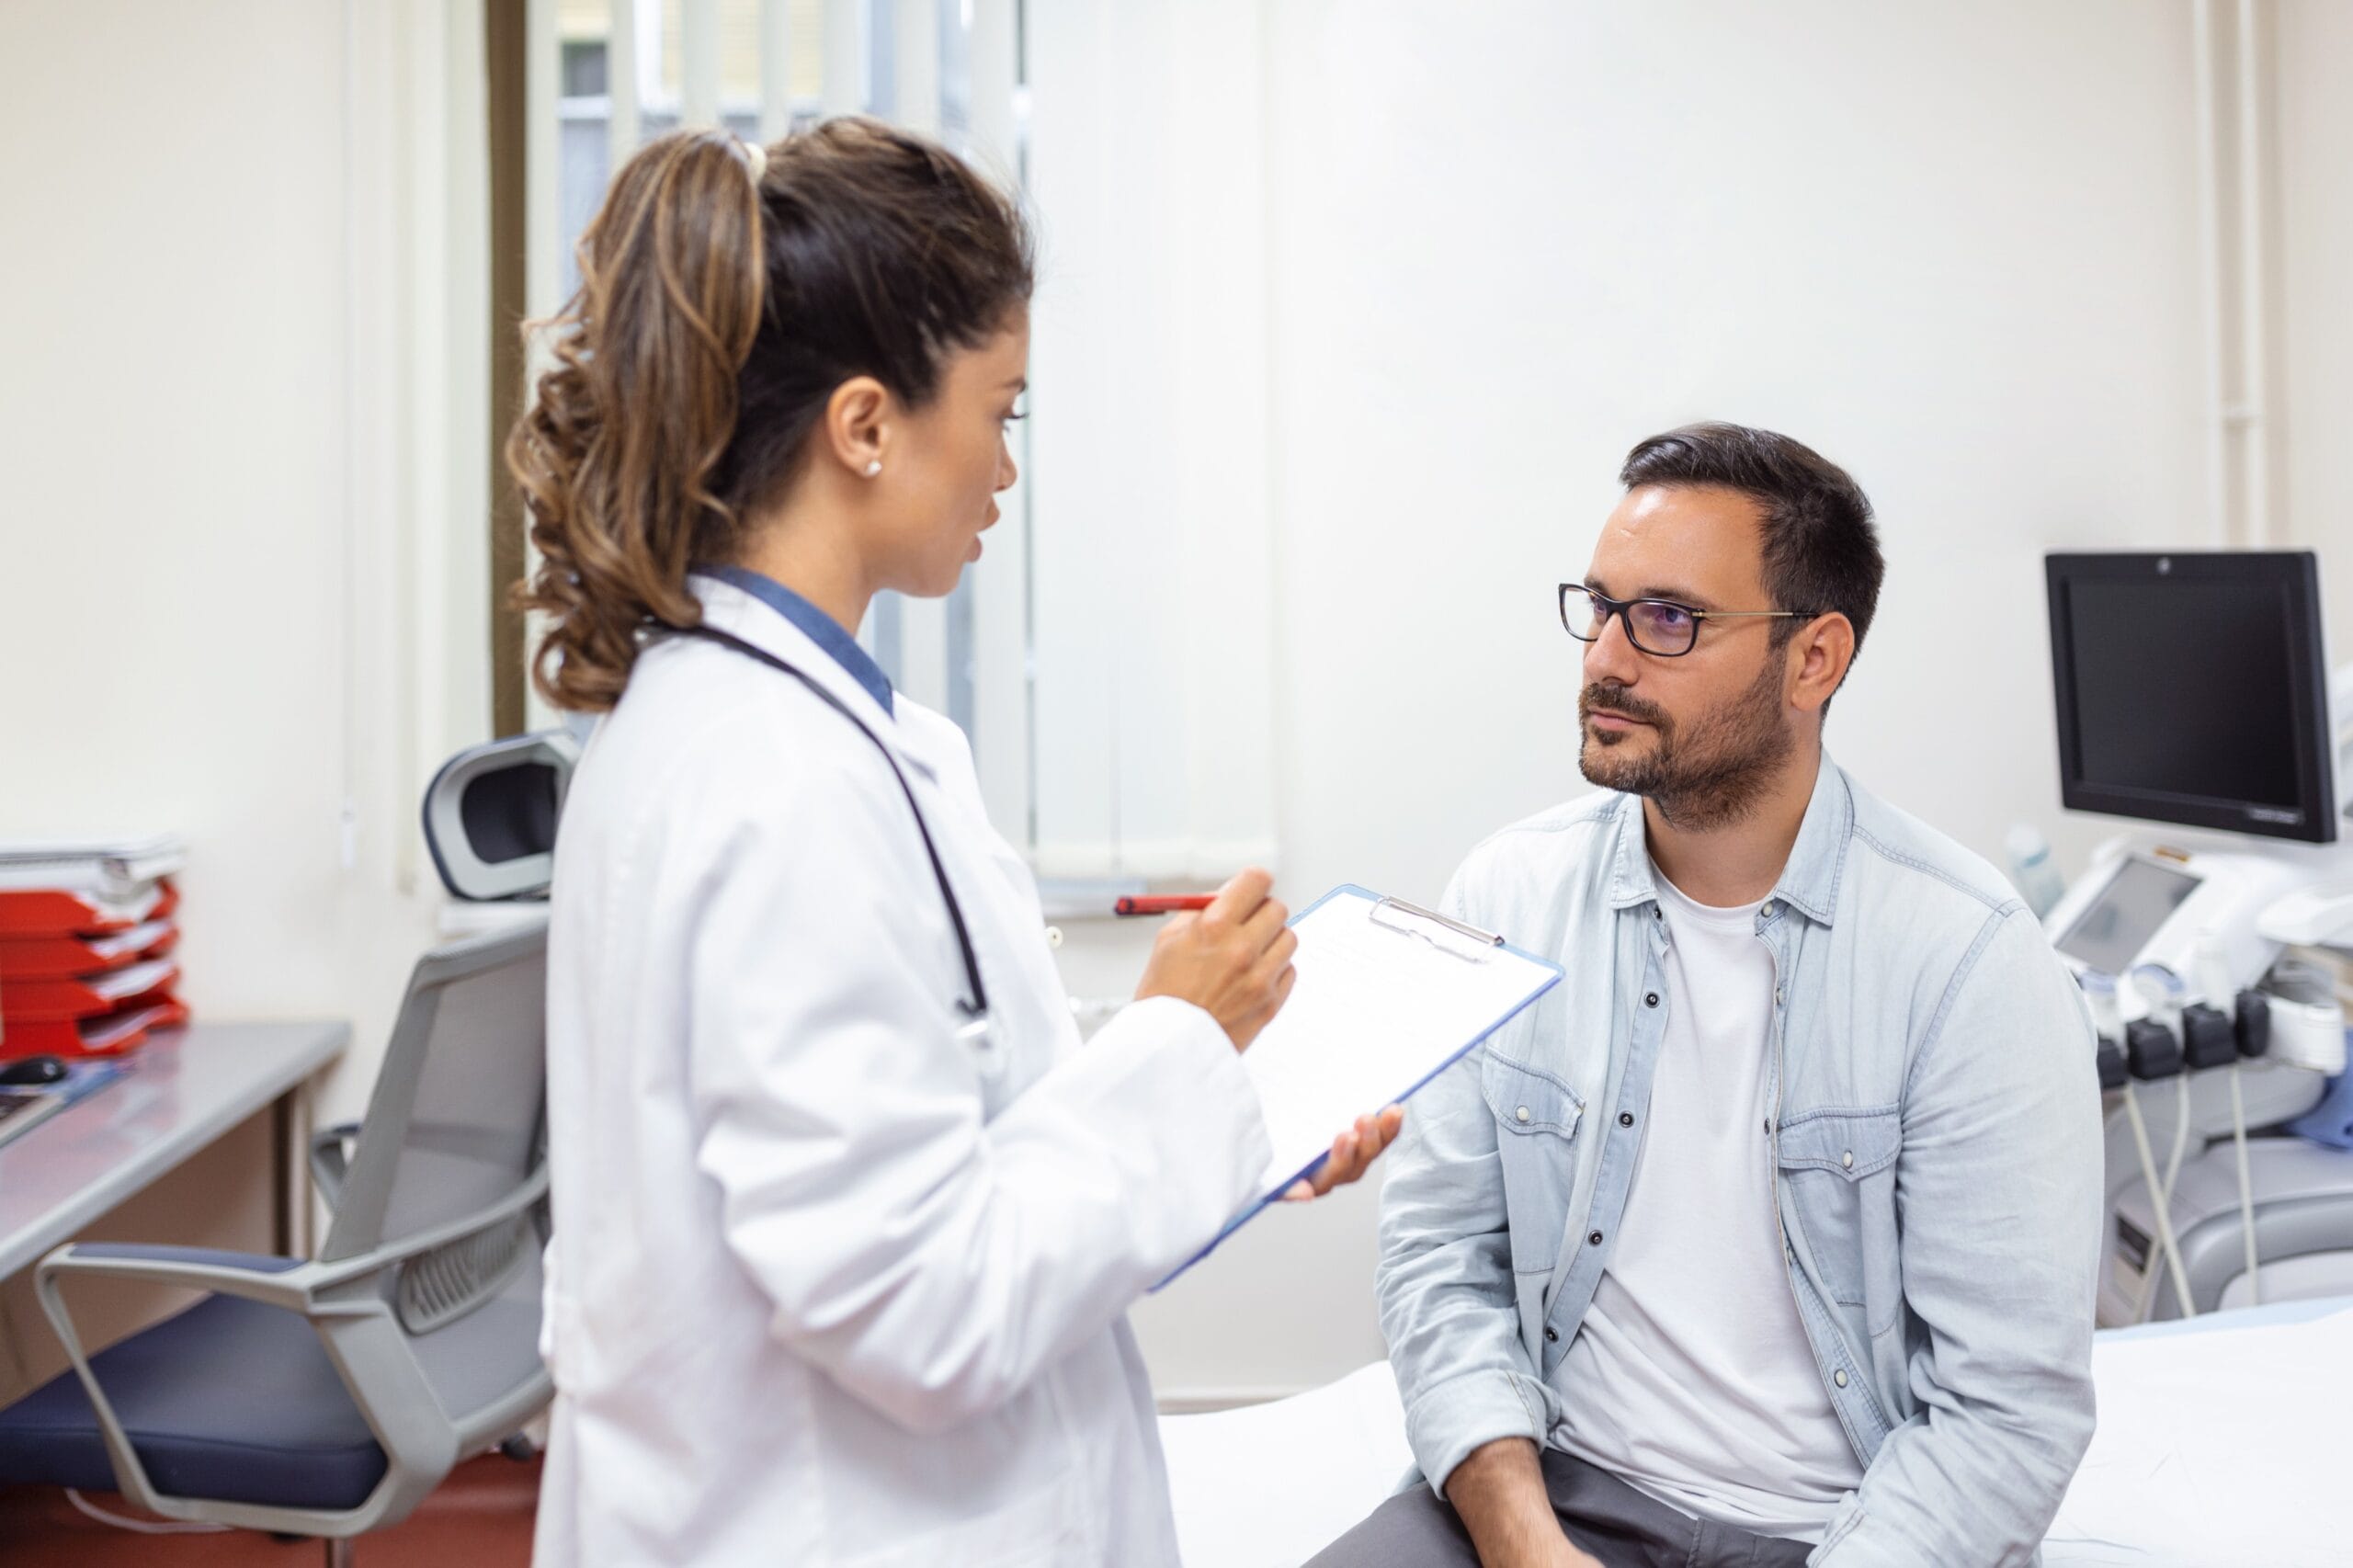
[1619,423,1884,674]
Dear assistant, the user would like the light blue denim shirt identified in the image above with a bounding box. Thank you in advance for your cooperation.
[1378,756,2103,1567]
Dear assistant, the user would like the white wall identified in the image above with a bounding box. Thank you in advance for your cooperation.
[0,0,483,1140]
[2276,1,2353,636]
[1114,0,2349,1401]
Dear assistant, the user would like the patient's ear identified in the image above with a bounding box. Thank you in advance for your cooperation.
[1789,613,1855,716]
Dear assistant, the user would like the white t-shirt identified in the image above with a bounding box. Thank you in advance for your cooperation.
[1551,871,1864,1542]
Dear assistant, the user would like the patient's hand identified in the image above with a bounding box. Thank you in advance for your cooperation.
[1280,1106,1406,1200]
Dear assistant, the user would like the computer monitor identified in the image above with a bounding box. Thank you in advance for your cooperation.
[2045,551,2337,845]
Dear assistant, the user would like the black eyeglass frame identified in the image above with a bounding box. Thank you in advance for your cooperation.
[1558,582,1821,658]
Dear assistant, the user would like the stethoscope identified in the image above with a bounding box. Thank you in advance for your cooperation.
[664,623,1002,1069]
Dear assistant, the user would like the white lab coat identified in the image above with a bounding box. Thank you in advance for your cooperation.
[532,576,1271,1567]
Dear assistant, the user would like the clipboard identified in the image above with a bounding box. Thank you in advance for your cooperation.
[1153,883,1563,1290]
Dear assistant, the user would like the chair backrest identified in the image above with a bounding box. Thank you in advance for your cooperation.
[321,922,549,1430]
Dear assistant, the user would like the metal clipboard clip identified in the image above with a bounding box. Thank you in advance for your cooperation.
[1368,896,1506,963]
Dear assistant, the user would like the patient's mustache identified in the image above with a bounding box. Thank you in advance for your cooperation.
[1581,685,1670,730]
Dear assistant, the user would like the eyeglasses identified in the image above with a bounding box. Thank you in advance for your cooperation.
[1559,583,1818,658]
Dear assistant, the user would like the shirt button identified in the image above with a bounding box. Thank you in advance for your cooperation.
[1515,1106,1530,1123]
[1835,1369,1849,1389]
[1775,985,1785,1007]
[1545,1326,1559,1343]
[1841,1151,1855,1170]
[1762,902,1777,918]
[1619,1112,1634,1127]
[1587,1230,1605,1246]
[1644,992,1659,1007]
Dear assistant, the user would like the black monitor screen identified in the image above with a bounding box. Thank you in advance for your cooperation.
[2047,552,2335,843]
[2066,579,2300,808]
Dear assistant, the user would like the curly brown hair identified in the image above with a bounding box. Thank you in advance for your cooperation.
[506,119,1033,711]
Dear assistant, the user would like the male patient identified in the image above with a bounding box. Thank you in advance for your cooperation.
[1312,425,2101,1567]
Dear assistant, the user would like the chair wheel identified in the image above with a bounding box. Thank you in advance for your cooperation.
[498,1433,539,1462]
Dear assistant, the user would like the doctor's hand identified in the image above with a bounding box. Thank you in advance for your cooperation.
[1280,1106,1407,1201]
[1132,868,1298,1051]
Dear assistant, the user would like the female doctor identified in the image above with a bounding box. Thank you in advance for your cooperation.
[509,121,1401,1567]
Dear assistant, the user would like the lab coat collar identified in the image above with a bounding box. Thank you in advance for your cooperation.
[1603,751,1852,926]
[696,563,895,715]
[682,573,949,778]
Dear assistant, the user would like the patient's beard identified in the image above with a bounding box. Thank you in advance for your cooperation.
[1578,653,1793,832]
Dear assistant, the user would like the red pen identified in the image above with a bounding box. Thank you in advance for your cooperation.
[1113,894,1217,917]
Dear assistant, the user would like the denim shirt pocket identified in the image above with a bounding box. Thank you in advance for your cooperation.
[1481,1053,1585,1278]
[1776,1106,1903,1314]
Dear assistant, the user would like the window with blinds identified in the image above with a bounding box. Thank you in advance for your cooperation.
[502,0,1278,884]
[512,0,1034,843]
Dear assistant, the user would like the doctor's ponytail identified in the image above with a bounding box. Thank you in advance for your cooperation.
[507,119,1033,712]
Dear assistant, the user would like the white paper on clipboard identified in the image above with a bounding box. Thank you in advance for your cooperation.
[1154,883,1563,1290]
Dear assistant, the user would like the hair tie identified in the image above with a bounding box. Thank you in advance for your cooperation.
[744,140,767,183]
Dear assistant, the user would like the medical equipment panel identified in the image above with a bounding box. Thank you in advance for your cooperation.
[2053,857,2199,977]
[2042,844,2313,1007]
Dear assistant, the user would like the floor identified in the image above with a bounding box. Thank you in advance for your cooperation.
[0,1454,539,1565]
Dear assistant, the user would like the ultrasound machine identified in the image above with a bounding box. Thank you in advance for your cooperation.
[2041,550,2353,1324]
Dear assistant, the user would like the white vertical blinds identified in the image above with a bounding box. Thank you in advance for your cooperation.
[966,0,1017,171]
[961,0,1031,842]
[892,0,941,134]
[607,0,640,156]
[822,0,863,117]
[758,0,796,139]
[680,0,722,126]
[527,0,1279,874]
[1022,0,1279,879]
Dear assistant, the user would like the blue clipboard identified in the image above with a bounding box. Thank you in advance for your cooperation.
[1152,883,1563,1290]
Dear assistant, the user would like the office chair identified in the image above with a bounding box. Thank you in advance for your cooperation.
[0,923,550,1562]
[0,735,566,1563]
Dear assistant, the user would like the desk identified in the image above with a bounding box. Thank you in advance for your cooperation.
[0,1021,348,1279]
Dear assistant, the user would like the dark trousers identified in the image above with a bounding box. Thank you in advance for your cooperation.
[1302,1449,1816,1568]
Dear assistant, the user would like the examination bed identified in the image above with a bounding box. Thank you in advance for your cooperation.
[1160,1296,2348,1567]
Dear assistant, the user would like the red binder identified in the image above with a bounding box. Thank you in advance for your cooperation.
[0,919,178,982]
[0,997,189,1060]
[1,960,180,1024]
[0,880,179,938]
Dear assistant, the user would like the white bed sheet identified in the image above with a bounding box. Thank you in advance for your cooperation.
[1160,1299,2352,1568]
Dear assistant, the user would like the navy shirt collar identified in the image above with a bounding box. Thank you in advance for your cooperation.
[699,563,895,716]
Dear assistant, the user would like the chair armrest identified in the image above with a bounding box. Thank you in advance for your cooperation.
[302,1161,551,1293]
[30,1243,344,1525]
[39,1243,314,1311]
[310,1122,362,1211]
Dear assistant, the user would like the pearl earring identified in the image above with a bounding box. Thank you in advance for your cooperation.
[864,459,882,478]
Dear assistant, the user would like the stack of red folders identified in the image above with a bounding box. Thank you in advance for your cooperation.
[0,837,189,1060]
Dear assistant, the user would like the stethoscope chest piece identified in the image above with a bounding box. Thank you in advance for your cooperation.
[955,1005,1010,1081]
